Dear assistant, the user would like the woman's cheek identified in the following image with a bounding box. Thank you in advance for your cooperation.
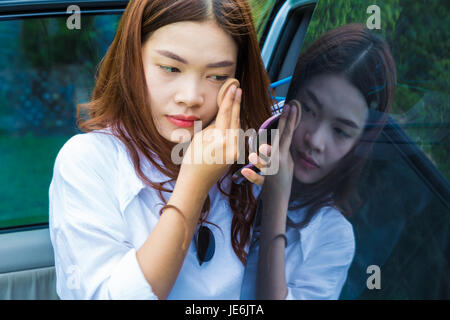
[328,142,354,170]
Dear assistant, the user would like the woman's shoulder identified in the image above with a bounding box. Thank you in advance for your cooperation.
[303,206,354,242]
[54,129,126,177]
[59,129,121,157]
[289,204,352,231]
[317,206,354,241]
[288,205,354,249]
[318,206,353,228]
[286,205,355,267]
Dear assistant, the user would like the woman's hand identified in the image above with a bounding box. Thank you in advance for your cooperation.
[261,103,300,199]
[241,143,272,186]
[242,101,301,188]
[179,84,242,191]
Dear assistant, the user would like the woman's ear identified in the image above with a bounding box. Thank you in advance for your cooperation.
[217,78,240,106]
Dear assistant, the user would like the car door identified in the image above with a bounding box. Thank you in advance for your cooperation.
[0,0,127,300]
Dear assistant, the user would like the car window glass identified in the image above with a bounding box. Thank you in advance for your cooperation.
[291,0,449,299]
[0,14,121,230]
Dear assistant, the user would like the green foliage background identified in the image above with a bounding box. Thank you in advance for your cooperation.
[249,0,277,40]
[0,15,121,229]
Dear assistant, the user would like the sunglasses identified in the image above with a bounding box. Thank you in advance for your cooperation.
[194,225,215,265]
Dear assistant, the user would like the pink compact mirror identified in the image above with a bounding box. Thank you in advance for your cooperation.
[232,99,301,183]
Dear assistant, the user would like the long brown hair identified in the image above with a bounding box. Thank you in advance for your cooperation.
[285,23,397,227]
[77,0,273,265]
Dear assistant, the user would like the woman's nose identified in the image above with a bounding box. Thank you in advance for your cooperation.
[174,78,204,107]
[304,125,326,153]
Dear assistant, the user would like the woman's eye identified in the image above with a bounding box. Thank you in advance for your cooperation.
[334,128,351,138]
[302,103,314,116]
[210,75,228,81]
[159,65,180,73]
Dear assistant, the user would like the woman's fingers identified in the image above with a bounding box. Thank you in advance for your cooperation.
[230,87,242,130]
[289,99,302,128]
[241,168,265,186]
[249,152,267,169]
[215,84,238,130]
[280,103,300,153]
[256,143,271,162]
[249,142,272,170]
[226,88,242,160]
[217,78,240,108]
[271,105,289,152]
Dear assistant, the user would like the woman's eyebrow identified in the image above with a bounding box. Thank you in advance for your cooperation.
[155,49,234,68]
[305,88,360,129]
[156,50,187,64]
[305,88,324,110]
[336,117,360,129]
[206,60,235,68]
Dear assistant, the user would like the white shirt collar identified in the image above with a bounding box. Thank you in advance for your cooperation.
[97,127,175,213]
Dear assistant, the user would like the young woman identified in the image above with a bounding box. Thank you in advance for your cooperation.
[48,0,273,300]
[241,24,397,299]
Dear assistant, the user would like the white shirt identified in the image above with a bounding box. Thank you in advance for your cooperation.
[49,130,355,300]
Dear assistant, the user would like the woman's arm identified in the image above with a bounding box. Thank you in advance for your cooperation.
[256,186,290,299]
[255,102,300,300]
[136,174,210,300]
[137,84,242,300]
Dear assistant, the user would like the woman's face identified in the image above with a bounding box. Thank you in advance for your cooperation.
[291,73,368,184]
[142,20,238,143]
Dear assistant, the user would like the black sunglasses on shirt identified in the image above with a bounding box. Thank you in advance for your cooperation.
[194,225,215,265]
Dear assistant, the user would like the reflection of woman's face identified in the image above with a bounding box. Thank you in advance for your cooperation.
[141,20,238,143]
[291,74,368,184]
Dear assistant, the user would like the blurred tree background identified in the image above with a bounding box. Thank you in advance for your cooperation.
[3,16,120,136]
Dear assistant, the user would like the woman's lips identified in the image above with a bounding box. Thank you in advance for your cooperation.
[166,116,196,128]
[297,151,319,169]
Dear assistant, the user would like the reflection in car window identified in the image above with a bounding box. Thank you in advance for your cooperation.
[299,0,449,299]
[0,15,121,230]
[303,0,449,181]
